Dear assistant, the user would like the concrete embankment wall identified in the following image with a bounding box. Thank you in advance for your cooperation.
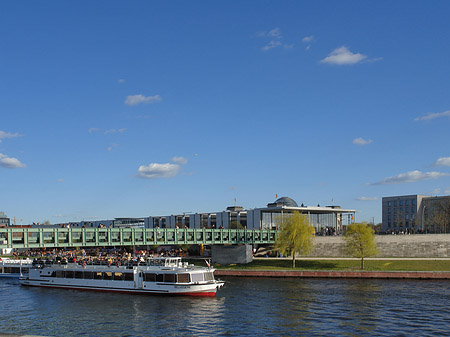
[215,270,450,279]
[309,234,450,258]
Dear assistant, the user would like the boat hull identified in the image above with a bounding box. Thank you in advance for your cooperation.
[20,282,221,296]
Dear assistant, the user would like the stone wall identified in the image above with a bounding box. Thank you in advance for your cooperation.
[310,234,450,258]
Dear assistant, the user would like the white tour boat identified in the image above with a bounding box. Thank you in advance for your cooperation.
[20,257,224,296]
[0,258,33,278]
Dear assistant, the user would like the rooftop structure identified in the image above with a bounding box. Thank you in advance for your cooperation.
[0,212,10,227]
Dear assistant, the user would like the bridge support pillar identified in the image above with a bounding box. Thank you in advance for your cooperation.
[211,244,253,265]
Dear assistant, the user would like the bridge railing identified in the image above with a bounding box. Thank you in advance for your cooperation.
[0,227,278,249]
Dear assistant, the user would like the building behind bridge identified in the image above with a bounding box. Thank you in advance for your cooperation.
[0,211,10,227]
[382,194,450,233]
[145,197,356,234]
[12,197,357,234]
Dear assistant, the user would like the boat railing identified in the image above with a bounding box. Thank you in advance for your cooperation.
[0,258,33,265]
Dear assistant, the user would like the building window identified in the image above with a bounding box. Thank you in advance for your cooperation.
[388,201,392,207]
[406,200,409,206]
[399,201,403,206]
[412,199,416,205]
[394,201,398,207]
[405,207,409,213]
[388,208,391,214]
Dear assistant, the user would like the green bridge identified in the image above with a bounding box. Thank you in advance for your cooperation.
[0,227,278,250]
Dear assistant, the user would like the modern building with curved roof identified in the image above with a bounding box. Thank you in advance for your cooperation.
[145,197,357,234]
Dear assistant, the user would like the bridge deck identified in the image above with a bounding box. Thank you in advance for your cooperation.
[0,227,277,249]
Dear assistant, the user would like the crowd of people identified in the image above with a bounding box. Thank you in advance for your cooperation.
[13,247,188,267]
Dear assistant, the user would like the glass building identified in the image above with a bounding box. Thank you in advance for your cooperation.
[144,197,356,234]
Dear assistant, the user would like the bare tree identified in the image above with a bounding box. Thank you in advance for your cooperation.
[430,199,450,233]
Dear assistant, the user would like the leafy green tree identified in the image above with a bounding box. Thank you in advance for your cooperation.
[274,211,315,268]
[343,222,378,269]
[229,221,243,229]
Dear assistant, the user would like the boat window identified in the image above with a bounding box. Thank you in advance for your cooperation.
[124,273,134,281]
[164,274,176,283]
[204,272,214,281]
[65,271,74,278]
[113,272,123,281]
[84,271,94,279]
[49,271,56,277]
[94,272,103,280]
[144,273,156,282]
[104,272,113,280]
[177,273,190,283]
[191,273,203,282]
[156,274,164,282]
[74,271,84,279]
[55,270,64,278]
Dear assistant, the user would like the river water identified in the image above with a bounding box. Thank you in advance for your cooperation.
[0,277,449,336]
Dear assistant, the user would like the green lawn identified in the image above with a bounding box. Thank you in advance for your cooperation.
[193,259,450,272]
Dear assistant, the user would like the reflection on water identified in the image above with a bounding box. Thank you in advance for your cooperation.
[0,277,449,336]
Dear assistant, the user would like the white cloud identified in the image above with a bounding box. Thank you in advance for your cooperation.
[0,130,22,143]
[302,35,314,43]
[57,179,64,183]
[268,27,282,39]
[353,137,373,145]
[371,170,450,185]
[356,196,378,201]
[258,27,282,39]
[137,163,180,179]
[0,153,26,169]
[258,27,293,51]
[262,40,282,51]
[118,79,125,83]
[171,156,188,165]
[125,94,162,106]
[414,110,450,122]
[104,128,126,135]
[320,46,367,65]
[88,128,100,134]
[107,144,119,152]
[434,157,450,166]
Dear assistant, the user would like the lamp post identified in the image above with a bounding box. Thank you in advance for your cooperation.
[421,205,426,233]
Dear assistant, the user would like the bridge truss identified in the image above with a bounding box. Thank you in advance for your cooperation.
[0,227,278,249]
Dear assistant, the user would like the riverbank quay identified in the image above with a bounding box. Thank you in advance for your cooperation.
[214,269,450,279]
[209,257,450,279]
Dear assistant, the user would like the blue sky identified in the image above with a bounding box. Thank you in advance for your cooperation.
[1,1,450,225]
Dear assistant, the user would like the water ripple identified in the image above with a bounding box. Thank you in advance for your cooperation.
[0,277,449,336]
